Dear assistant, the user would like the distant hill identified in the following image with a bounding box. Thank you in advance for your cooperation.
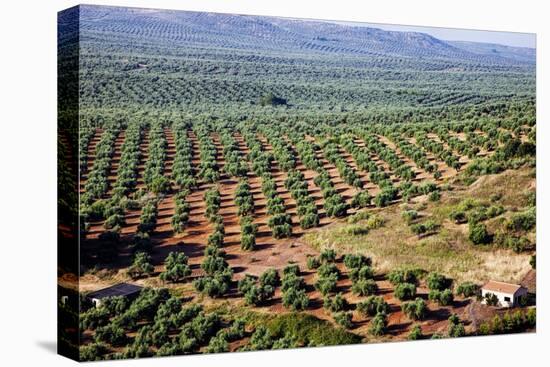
[449,41,535,64]
[72,5,535,119]
[79,5,530,65]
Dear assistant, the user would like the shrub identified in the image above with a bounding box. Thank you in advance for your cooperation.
[401,210,418,224]
[343,254,371,270]
[282,287,309,311]
[351,191,371,208]
[283,264,300,276]
[456,282,480,298]
[205,333,229,353]
[300,212,320,229]
[193,269,233,298]
[365,214,385,229]
[317,263,340,278]
[428,191,441,202]
[241,233,256,251]
[357,296,390,317]
[428,289,454,306]
[315,272,338,295]
[469,222,491,244]
[449,209,467,224]
[306,256,321,270]
[426,272,451,291]
[94,324,127,346]
[401,298,427,320]
[485,292,499,306]
[351,279,378,296]
[259,268,280,288]
[333,311,353,329]
[394,283,417,301]
[506,207,536,232]
[387,269,420,285]
[349,266,374,282]
[448,314,466,337]
[127,252,154,279]
[159,252,191,283]
[369,313,388,336]
[408,324,423,340]
[319,249,337,263]
[323,293,348,312]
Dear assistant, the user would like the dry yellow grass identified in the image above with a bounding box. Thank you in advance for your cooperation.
[303,167,535,284]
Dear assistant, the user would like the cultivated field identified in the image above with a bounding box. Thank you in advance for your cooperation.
[57,5,536,361]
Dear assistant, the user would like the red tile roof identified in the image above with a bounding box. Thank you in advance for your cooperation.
[482,280,524,294]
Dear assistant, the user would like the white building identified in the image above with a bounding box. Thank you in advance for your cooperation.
[481,280,528,308]
[87,283,143,307]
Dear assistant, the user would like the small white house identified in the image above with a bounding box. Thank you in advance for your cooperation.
[481,280,528,308]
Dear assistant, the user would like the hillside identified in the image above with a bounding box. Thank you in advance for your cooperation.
[449,41,535,64]
[67,5,536,123]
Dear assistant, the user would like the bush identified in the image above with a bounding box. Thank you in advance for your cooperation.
[428,289,454,306]
[259,268,280,288]
[449,209,467,224]
[456,282,480,298]
[306,256,321,270]
[127,252,154,279]
[428,191,441,202]
[448,314,466,337]
[401,210,418,224]
[159,252,191,283]
[351,279,378,296]
[241,233,256,251]
[343,254,371,270]
[333,311,353,329]
[349,265,374,282]
[426,272,451,291]
[485,292,499,306]
[365,214,385,229]
[319,249,337,263]
[387,269,421,285]
[300,212,320,229]
[469,223,491,244]
[506,207,536,232]
[94,324,127,346]
[315,272,338,295]
[357,296,390,317]
[317,263,340,278]
[351,191,371,208]
[323,293,348,312]
[408,324,423,340]
[282,287,309,311]
[402,298,427,320]
[369,313,388,336]
[394,283,417,301]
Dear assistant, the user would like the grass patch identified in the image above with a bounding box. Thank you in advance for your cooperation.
[254,312,362,346]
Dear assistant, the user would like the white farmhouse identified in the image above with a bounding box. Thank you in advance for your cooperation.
[481,280,528,308]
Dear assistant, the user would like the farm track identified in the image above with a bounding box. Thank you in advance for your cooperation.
[150,129,210,278]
